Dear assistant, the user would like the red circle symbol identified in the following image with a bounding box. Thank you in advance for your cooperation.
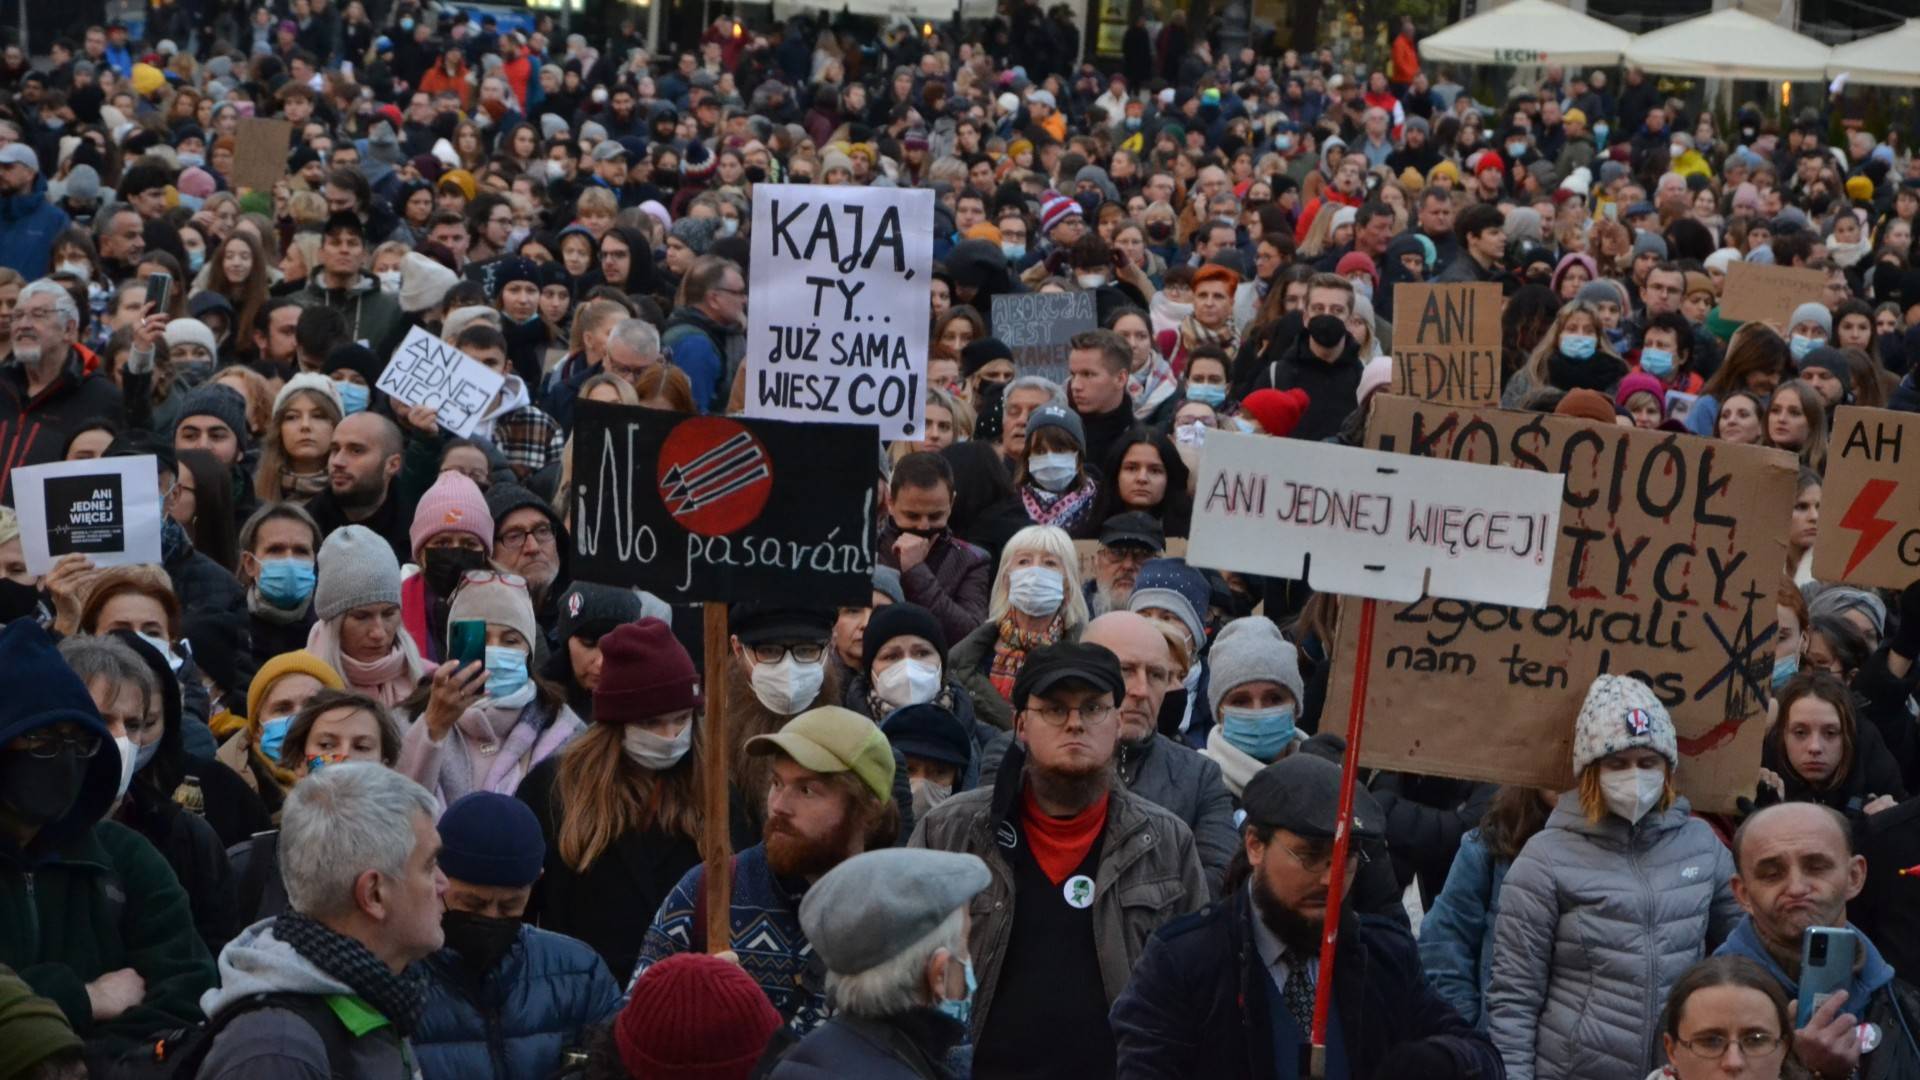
[655,417,773,537]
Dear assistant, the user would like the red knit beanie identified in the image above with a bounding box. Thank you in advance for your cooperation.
[616,953,783,1080]
[1240,388,1311,438]
[593,618,699,722]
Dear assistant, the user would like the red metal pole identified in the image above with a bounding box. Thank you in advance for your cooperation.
[1309,596,1376,1061]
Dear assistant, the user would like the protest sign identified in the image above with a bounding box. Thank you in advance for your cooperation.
[231,118,294,195]
[1073,537,1188,586]
[1665,390,1700,426]
[992,291,1097,384]
[1389,283,1503,406]
[568,402,875,605]
[742,184,934,439]
[1812,406,1920,589]
[375,325,507,438]
[1187,430,1564,607]
[1323,395,1798,810]
[13,456,164,575]
[1718,263,1828,326]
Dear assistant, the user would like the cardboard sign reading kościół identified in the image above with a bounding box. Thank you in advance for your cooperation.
[1812,406,1920,589]
[567,401,875,605]
[992,291,1097,384]
[743,185,934,439]
[12,456,164,576]
[231,117,295,195]
[375,325,508,438]
[1322,395,1798,811]
[1389,283,1503,406]
[1718,262,1829,326]
[1186,429,1563,606]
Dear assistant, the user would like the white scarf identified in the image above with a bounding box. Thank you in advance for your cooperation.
[1203,727,1267,797]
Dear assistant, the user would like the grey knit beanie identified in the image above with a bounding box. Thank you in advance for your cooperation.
[315,525,402,620]
[1788,301,1833,335]
[1206,615,1305,717]
[669,215,720,257]
[1630,230,1669,261]
[173,384,252,449]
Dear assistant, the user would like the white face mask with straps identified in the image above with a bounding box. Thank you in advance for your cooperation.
[750,655,824,715]
[874,658,941,710]
[621,720,692,770]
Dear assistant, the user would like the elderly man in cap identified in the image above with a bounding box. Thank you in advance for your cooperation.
[767,849,990,1077]
[0,143,69,277]
[1112,753,1502,1079]
[632,706,900,1037]
[1087,511,1165,616]
[913,641,1207,1079]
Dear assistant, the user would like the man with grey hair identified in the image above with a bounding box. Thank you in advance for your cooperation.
[603,316,661,387]
[0,142,67,276]
[995,375,1067,465]
[0,279,123,496]
[662,254,747,413]
[768,848,989,1075]
[197,763,446,1079]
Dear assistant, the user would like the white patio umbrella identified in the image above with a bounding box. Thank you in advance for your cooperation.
[1624,8,1832,82]
[1827,19,1920,88]
[1419,0,1636,68]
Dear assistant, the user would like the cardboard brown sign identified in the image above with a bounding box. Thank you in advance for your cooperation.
[1812,406,1920,590]
[1390,283,1503,406]
[231,118,294,195]
[1324,396,1798,810]
[1072,537,1188,588]
[1718,262,1828,326]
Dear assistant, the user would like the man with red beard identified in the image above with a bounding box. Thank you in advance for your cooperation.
[912,641,1208,1080]
[627,706,898,1036]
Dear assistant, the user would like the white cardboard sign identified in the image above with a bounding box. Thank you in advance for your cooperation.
[743,183,934,440]
[375,325,507,438]
[1186,431,1565,607]
[14,456,165,576]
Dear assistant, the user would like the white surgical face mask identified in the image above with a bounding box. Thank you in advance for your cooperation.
[376,269,401,294]
[1007,565,1065,617]
[621,720,692,770]
[137,631,184,672]
[750,654,825,715]
[58,260,91,283]
[875,658,941,710]
[910,774,953,818]
[113,735,138,799]
[1028,451,1078,492]
[1075,272,1107,289]
[1599,765,1665,824]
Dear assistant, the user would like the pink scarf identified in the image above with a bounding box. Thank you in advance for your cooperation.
[340,649,414,708]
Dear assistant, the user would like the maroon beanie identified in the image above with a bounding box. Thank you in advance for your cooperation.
[593,618,699,721]
[616,953,782,1080]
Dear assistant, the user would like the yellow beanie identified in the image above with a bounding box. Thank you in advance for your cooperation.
[247,649,345,725]
[1846,175,1874,203]
[131,63,166,98]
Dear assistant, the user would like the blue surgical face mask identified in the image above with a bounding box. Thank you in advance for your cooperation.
[1220,704,1298,762]
[1001,241,1026,262]
[1639,348,1674,378]
[1125,116,1141,130]
[1275,134,1294,152]
[1186,383,1226,406]
[937,958,978,1027]
[187,248,205,272]
[1506,141,1528,158]
[1771,652,1800,693]
[257,558,317,608]
[484,645,531,699]
[178,152,205,169]
[1790,334,1819,361]
[334,380,370,415]
[134,737,161,772]
[1594,123,1610,144]
[258,714,294,761]
[1560,333,1597,360]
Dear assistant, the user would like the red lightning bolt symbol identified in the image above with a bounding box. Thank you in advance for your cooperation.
[1839,478,1899,578]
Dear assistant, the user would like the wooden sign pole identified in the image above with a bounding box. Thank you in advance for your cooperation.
[1308,597,1377,1077]
[700,601,733,955]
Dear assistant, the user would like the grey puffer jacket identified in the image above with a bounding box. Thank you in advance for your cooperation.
[1487,796,1741,1080]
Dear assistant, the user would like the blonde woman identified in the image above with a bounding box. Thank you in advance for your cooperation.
[946,524,1090,728]
[254,374,343,503]
[1501,300,1629,408]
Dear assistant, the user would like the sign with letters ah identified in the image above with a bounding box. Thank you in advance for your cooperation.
[375,325,507,438]
[568,402,874,605]
[1321,395,1798,811]
[744,184,934,439]
[1813,406,1920,590]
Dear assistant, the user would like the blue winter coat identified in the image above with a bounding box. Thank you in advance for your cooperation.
[413,925,624,1080]
[0,183,69,278]
[1417,828,1510,1031]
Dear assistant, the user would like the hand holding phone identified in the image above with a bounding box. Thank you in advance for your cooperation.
[145,271,171,316]
[1796,926,1857,1027]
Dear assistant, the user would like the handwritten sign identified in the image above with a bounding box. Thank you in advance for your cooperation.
[1323,395,1798,811]
[1390,283,1502,406]
[568,402,875,605]
[992,291,1096,384]
[1813,406,1920,589]
[743,184,934,439]
[1719,262,1828,326]
[231,117,294,195]
[1187,429,1564,606]
[13,456,164,576]
[375,325,507,438]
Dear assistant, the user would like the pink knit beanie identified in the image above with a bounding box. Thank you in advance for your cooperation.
[410,471,495,557]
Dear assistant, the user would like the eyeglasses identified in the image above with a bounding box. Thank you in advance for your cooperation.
[16,728,103,759]
[1025,701,1117,728]
[13,306,63,324]
[1673,1032,1783,1060]
[459,569,526,588]
[499,522,555,548]
[1098,547,1154,569]
[749,642,826,664]
[1273,839,1369,876]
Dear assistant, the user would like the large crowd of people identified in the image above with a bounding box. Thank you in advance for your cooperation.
[0,3,1917,1079]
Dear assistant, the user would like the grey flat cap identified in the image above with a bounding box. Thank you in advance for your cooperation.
[799,849,990,976]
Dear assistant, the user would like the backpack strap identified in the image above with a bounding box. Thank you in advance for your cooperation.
[161,991,358,1080]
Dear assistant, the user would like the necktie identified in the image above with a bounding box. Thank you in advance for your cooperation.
[1283,958,1316,1034]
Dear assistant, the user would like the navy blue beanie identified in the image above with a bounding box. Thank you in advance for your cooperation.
[437,792,545,887]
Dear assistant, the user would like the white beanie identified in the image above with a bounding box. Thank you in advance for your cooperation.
[162,317,218,357]
[398,252,459,314]
[1572,674,1678,775]
[442,306,501,342]
[273,372,344,420]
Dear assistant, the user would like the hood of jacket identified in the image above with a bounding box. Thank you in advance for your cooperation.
[200,920,357,1018]
[0,621,121,856]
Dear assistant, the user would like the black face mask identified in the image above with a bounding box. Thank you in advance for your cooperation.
[441,910,522,977]
[1307,314,1349,349]
[0,747,87,828]
[975,378,1009,407]
[423,547,490,598]
[1146,221,1174,242]
[0,579,44,625]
